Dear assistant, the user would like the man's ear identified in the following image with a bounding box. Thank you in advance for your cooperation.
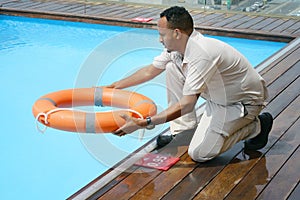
[174,29,181,39]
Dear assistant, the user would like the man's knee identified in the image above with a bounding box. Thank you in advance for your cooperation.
[188,148,218,162]
[188,145,220,162]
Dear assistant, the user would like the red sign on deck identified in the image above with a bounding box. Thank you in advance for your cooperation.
[131,17,153,22]
[135,153,180,171]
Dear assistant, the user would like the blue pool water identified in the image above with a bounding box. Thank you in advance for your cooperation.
[0,15,286,199]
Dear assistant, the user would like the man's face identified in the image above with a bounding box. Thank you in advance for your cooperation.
[157,17,177,52]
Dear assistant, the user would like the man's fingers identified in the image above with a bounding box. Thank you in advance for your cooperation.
[113,128,125,137]
[113,114,138,137]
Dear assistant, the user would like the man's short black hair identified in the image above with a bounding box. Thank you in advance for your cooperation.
[160,6,194,35]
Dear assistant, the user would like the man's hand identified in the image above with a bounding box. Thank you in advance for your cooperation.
[93,83,117,89]
[104,82,118,88]
[113,114,145,136]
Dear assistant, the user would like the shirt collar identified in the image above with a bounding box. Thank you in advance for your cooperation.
[182,30,203,64]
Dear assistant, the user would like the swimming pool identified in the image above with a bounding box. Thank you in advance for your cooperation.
[0,15,287,199]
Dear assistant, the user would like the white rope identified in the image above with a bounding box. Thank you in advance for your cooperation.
[35,108,146,140]
[35,108,74,134]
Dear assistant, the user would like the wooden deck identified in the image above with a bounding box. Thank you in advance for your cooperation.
[1,0,300,41]
[1,1,299,199]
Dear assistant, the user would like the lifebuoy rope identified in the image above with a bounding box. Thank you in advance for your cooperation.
[35,108,146,140]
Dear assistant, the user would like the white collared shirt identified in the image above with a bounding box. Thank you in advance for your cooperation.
[153,30,268,106]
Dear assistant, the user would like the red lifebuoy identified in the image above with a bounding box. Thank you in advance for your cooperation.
[32,87,157,133]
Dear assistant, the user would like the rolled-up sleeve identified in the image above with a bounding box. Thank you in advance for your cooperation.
[152,50,172,70]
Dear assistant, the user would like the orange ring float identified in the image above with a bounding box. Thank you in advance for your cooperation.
[32,87,157,133]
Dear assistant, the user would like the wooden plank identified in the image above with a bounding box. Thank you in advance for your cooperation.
[199,13,233,26]
[0,1,20,7]
[72,5,93,15]
[96,167,163,200]
[85,167,138,198]
[235,16,265,29]
[103,6,137,18]
[136,8,161,19]
[52,4,82,13]
[223,15,252,28]
[61,3,87,13]
[260,18,285,31]
[161,143,244,200]
[122,7,153,19]
[224,99,300,200]
[256,147,300,200]
[293,26,300,35]
[97,8,128,17]
[0,0,9,4]
[20,1,50,10]
[266,61,300,104]
[23,1,59,10]
[122,8,163,21]
[130,153,198,200]
[259,38,300,76]
[36,1,78,12]
[197,13,224,25]
[88,4,123,16]
[267,76,300,118]
[282,21,300,35]
[251,18,277,30]
[272,19,297,33]
[3,0,38,9]
[193,152,264,199]
[220,96,300,199]
[17,1,46,9]
[84,4,111,16]
[191,12,207,22]
[118,6,158,18]
[210,14,245,27]
[288,182,300,200]
[2,0,32,7]
[201,14,229,26]
[33,1,70,12]
[261,46,300,86]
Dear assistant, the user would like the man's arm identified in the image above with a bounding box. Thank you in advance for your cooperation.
[108,64,164,89]
[114,93,200,136]
[151,94,199,125]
